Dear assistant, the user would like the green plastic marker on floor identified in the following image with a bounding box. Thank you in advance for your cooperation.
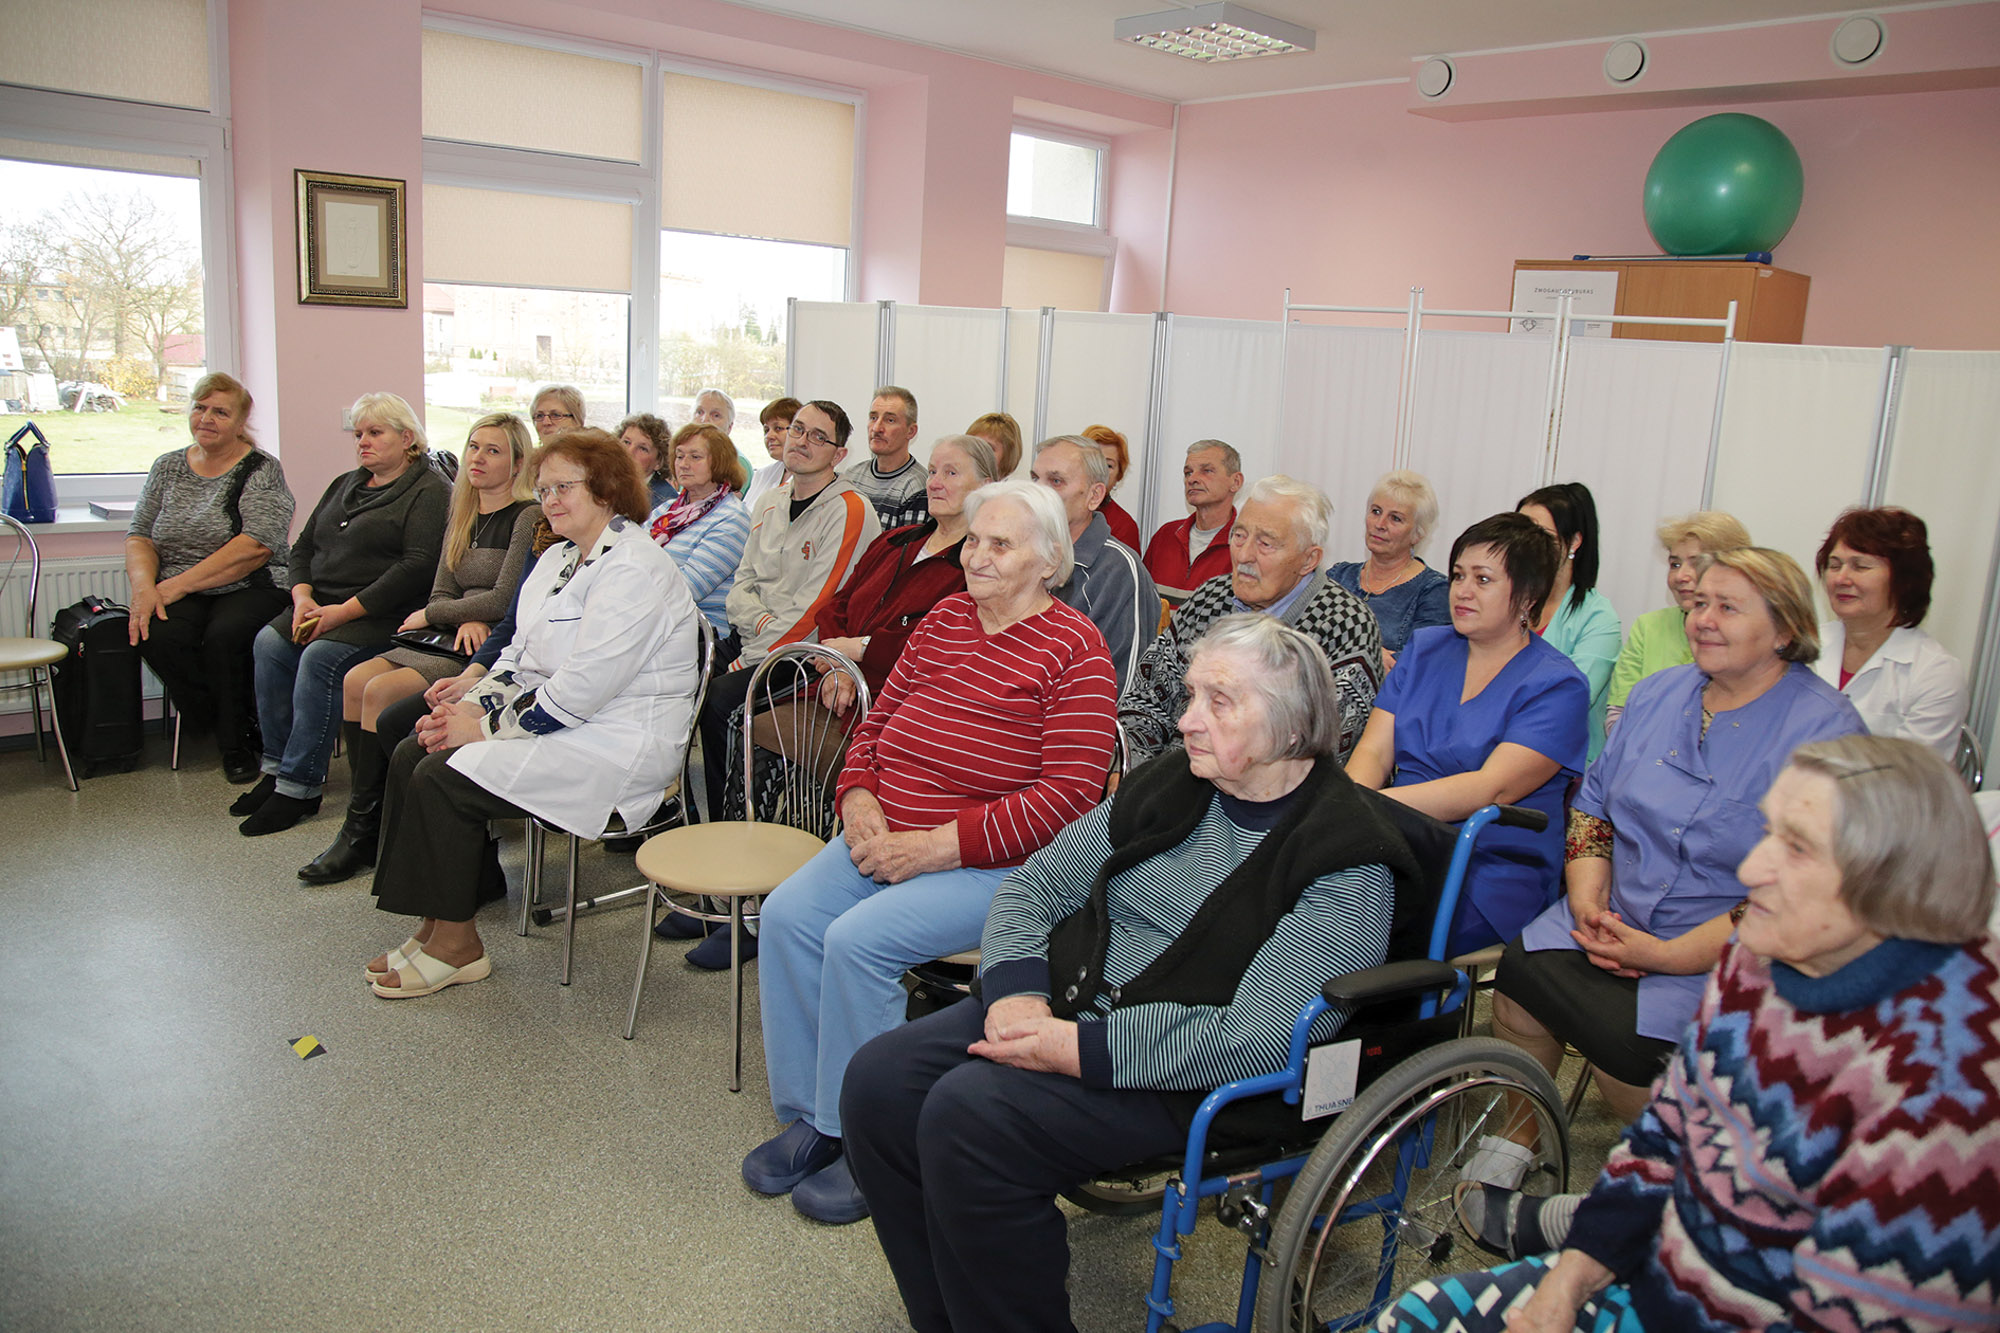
[289,1035,326,1060]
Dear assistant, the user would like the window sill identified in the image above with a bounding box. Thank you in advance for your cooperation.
[24,506,133,534]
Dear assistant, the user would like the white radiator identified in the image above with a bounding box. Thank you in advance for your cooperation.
[0,555,168,715]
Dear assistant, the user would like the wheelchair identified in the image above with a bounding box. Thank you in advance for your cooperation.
[1069,803,1571,1333]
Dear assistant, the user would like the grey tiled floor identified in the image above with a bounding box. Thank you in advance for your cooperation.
[0,735,1625,1333]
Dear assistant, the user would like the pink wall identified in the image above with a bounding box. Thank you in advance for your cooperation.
[1161,80,2000,349]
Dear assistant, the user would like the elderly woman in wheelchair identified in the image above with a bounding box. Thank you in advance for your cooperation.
[1382,735,2000,1333]
[840,614,1558,1333]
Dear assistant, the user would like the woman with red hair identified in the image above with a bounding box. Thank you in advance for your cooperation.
[1813,506,1967,760]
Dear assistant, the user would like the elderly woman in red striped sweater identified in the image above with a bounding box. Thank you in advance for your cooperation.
[743,479,1119,1227]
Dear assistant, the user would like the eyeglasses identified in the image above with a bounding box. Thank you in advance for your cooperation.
[787,420,836,449]
[534,479,586,503]
[532,410,575,425]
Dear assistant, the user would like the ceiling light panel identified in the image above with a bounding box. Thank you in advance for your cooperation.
[1115,4,1316,62]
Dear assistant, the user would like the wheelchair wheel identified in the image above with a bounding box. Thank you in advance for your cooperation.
[1253,1038,1569,1333]
[1060,1167,1173,1217]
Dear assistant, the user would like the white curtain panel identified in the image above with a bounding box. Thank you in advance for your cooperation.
[1551,337,1724,627]
[1003,310,1043,474]
[891,305,1007,461]
[1277,324,1405,562]
[1405,330,1558,561]
[788,301,880,423]
[1151,317,1285,538]
[1881,350,2000,674]
[1708,343,1886,587]
[1043,311,1160,516]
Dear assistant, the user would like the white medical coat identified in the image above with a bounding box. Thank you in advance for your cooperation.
[1812,620,1967,761]
[452,520,701,838]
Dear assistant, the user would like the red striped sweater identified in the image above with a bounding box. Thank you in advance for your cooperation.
[835,593,1117,869]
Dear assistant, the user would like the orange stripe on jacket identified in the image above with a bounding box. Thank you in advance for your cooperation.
[771,490,870,651]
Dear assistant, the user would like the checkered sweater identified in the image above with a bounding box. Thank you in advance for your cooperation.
[1118,572,1381,767]
[1570,936,2000,1332]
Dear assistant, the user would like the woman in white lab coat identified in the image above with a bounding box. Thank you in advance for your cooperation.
[362,427,701,999]
[1813,506,1967,761]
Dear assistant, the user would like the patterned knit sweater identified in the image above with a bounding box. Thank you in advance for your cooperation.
[1569,936,2000,1332]
[1118,572,1382,766]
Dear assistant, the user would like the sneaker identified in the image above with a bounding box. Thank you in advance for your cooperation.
[742,1121,841,1195]
[792,1153,870,1225]
[687,923,756,970]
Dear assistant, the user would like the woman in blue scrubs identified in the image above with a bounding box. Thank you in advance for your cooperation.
[1346,512,1589,955]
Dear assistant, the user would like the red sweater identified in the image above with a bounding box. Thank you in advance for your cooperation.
[814,521,965,691]
[1098,497,1142,554]
[835,593,1116,869]
[1143,507,1235,593]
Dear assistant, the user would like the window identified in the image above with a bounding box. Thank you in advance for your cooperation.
[420,22,858,461]
[1007,130,1104,227]
[1003,127,1114,313]
[0,0,228,492]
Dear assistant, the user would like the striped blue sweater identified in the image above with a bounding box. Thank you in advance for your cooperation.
[651,493,749,632]
[981,794,1393,1092]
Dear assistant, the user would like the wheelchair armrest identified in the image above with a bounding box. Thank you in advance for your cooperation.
[1492,804,1549,833]
[1320,959,1462,1007]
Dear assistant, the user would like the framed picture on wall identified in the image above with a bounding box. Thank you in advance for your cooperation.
[296,169,407,308]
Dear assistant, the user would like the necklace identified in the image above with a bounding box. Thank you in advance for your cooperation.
[1359,557,1418,596]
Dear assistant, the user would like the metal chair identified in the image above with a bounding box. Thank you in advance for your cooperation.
[1956,723,1986,792]
[626,642,870,1087]
[517,616,715,985]
[0,514,77,790]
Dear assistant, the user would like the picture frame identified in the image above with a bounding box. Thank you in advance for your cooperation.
[296,169,407,308]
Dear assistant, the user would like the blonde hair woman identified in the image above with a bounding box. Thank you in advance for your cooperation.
[1605,509,1751,730]
[300,412,541,884]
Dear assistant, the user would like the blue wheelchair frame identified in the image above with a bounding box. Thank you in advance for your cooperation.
[1137,804,1538,1333]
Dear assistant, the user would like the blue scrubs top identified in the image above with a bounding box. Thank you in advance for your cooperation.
[1520,662,1863,1040]
[1376,626,1589,955]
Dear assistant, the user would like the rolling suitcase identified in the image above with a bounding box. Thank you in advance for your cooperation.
[49,595,145,776]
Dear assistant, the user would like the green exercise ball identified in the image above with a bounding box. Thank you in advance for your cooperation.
[1643,113,1804,256]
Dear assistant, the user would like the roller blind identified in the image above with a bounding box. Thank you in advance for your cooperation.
[661,73,853,247]
[423,184,633,292]
[0,0,209,110]
[422,29,643,163]
[0,138,198,177]
[1002,246,1107,313]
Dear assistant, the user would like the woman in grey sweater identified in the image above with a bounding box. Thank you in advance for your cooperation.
[125,372,295,782]
[236,392,448,836]
[298,412,539,884]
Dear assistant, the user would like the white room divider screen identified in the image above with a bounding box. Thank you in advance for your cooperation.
[788,298,2000,779]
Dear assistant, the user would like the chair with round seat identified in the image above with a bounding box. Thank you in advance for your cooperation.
[624,642,870,1090]
[0,513,77,791]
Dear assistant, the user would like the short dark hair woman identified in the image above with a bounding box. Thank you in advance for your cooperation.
[125,371,295,782]
[1813,505,1967,758]
[362,428,701,998]
[1346,512,1589,955]
[236,392,447,835]
[840,615,1419,1331]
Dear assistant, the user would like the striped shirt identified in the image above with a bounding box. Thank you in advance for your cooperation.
[651,492,749,633]
[981,796,1393,1092]
[835,593,1116,869]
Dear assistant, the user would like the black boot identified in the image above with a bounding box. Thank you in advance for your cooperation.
[298,723,386,885]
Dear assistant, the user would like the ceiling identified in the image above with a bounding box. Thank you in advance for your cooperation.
[727,0,1885,102]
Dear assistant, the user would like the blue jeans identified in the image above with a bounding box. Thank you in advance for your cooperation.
[251,626,378,799]
[758,836,1006,1140]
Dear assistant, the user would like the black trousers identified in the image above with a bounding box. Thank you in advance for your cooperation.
[138,584,289,752]
[374,690,428,751]
[371,735,525,923]
[841,1000,1188,1333]
[1495,936,1677,1087]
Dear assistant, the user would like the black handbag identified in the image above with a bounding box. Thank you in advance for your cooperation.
[389,627,473,664]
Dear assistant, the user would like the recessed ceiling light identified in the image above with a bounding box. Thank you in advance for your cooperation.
[1115,4,1316,63]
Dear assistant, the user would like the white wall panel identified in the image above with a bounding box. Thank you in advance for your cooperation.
[1709,343,1884,585]
[1404,331,1554,560]
[789,301,879,425]
[891,305,1007,462]
[1043,311,1159,515]
[1552,336,1723,627]
[1153,317,1284,552]
[1277,324,1404,560]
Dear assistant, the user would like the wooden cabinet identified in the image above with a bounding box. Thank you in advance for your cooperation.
[1513,259,1810,344]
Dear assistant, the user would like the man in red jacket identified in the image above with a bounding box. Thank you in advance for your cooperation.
[1142,439,1242,597]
